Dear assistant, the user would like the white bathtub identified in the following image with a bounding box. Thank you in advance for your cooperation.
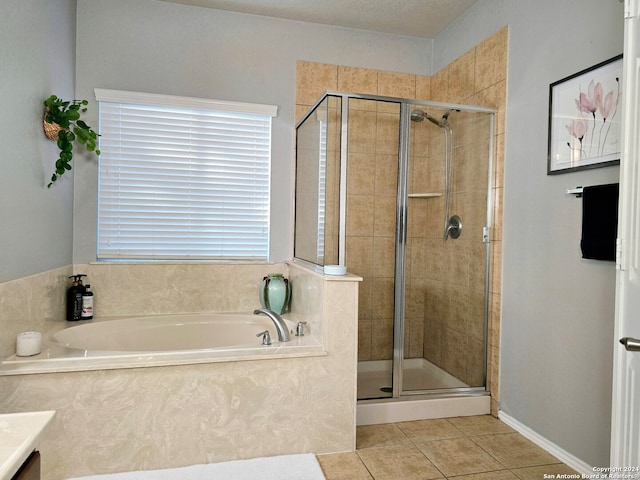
[1,313,324,375]
[53,313,295,352]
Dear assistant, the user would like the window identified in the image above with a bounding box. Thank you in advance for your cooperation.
[95,89,277,260]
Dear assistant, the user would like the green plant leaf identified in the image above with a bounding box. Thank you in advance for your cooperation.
[45,94,100,189]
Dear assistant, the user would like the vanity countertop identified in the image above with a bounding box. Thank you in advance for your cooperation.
[0,411,55,480]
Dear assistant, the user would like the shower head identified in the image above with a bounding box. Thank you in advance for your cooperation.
[410,109,426,122]
[410,108,458,128]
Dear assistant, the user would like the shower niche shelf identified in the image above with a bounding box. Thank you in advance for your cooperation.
[408,193,442,198]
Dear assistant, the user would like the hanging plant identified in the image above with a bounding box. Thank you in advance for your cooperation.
[43,94,100,188]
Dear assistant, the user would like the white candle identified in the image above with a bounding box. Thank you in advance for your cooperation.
[16,331,42,357]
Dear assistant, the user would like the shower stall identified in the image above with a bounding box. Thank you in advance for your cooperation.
[294,92,495,403]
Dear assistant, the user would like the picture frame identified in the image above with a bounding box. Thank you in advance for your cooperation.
[547,54,623,175]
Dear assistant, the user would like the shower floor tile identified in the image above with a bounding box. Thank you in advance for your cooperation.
[357,358,468,399]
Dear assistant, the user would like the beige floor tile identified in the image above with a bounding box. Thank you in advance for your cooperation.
[471,433,560,469]
[511,463,581,479]
[415,437,504,477]
[357,445,444,480]
[447,415,515,436]
[316,452,373,480]
[396,418,465,442]
[356,423,412,449]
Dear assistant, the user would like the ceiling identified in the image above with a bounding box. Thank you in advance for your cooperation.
[156,0,478,38]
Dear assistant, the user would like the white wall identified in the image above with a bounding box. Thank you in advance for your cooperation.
[73,0,432,263]
[0,0,77,282]
[435,0,623,468]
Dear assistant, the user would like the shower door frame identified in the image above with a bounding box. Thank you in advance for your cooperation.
[295,91,497,399]
[395,99,496,399]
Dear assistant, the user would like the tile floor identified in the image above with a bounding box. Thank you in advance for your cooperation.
[317,415,579,479]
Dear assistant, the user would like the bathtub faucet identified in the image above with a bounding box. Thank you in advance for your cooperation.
[253,308,291,342]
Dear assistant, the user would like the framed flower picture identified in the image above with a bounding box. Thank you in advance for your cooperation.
[547,54,623,174]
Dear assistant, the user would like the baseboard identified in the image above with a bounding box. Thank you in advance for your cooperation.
[498,410,594,476]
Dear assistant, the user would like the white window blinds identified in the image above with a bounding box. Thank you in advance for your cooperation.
[95,89,277,260]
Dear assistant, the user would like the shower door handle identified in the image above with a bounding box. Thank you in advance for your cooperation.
[620,337,640,352]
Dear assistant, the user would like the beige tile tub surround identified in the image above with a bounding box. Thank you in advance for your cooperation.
[0,265,71,358]
[0,262,361,479]
[296,25,507,412]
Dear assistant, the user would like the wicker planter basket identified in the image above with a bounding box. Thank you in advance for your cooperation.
[43,108,63,141]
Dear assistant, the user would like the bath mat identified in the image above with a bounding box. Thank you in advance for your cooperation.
[67,453,326,480]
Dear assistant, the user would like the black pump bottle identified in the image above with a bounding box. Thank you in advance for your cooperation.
[66,274,86,321]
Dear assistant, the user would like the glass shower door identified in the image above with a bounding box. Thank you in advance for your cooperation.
[402,106,493,393]
[348,98,401,400]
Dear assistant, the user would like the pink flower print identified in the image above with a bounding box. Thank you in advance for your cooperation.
[598,90,615,120]
[575,80,600,117]
[566,118,587,140]
[566,118,588,161]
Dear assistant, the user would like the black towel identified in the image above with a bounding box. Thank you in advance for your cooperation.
[580,183,619,261]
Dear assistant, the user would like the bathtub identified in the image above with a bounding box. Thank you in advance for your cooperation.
[1,312,325,375]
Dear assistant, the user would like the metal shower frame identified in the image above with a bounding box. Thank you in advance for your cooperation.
[295,91,497,399]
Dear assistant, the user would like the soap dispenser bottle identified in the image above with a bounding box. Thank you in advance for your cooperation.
[81,284,94,320]
[66,274,86,321]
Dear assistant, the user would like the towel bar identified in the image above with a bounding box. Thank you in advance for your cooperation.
[567,186,584,197]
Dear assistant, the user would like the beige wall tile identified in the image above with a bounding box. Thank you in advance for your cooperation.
[371,278,395,319]
[358,316,372,361]
[347,236,374,277]
[430,66,449,103]
[474,26,508,92]
[377,70,416,98]
[489,292,501,348]
[492,187,504,241]
[375,112,400,155]
[374,195,397,237]
[296,61,338,107]
[338,66,378,94]
[415,75,431,101]
[490,240,502,295]
[473,80,507,135]
[494,133,505,189]
[375,154,399,196]
[371,316,394,360]
[347,195,375,236]
[408,315,425,358]
[348,109,378,154]
[448,48,476,102]
[373,236,396,278]
[347,152,376,195]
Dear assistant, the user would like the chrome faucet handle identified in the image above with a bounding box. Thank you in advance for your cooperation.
[295,321,307,336]
[253,308,290,342]
[256,330,271,346]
